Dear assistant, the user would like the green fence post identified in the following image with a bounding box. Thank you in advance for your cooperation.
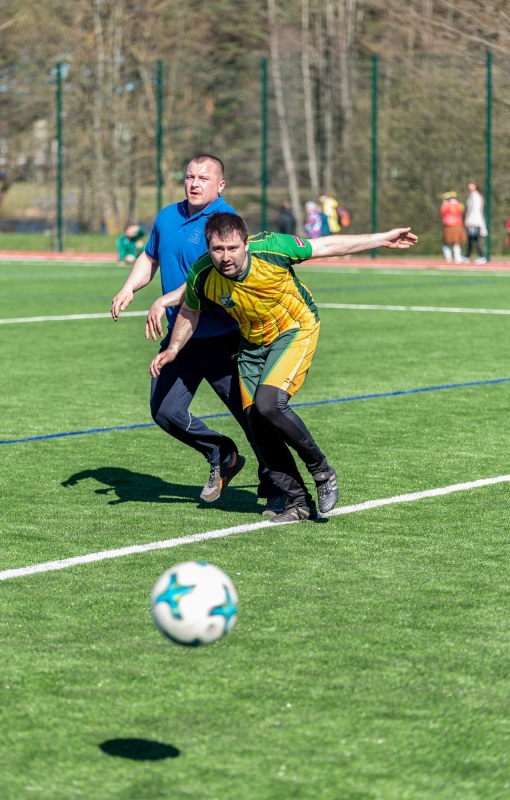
[261,57,268,231]
[156,59,164,214]
[55,62,63,253]
[371,55,378,259]
[486,51,492,262]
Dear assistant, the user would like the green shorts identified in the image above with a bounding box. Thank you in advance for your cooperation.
[238,323,320,410]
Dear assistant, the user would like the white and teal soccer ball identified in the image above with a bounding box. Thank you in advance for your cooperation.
[150,561,238,646]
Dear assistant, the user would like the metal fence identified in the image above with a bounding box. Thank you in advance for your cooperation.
[1,54,509,256]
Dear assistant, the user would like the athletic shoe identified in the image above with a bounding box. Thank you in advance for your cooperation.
[308,498,319,519]
[200,453,246,503]
[475,257,487,264]
[261,495,287,517]
[270,503,313,524]
[314,466,338,513]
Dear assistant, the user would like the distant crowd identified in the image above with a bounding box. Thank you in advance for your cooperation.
[277,195,350,240]
[440,183,488,265]
[116,184,510,266]
[117,195,351,265]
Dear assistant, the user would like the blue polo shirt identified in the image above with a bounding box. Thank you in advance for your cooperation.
[145,195,239,338]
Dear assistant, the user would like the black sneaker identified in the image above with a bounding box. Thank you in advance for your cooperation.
[200,453,246,502]
[314,466,338,513]
[308,498,319,519]
[270,503,312,524]
[261,495,287,517]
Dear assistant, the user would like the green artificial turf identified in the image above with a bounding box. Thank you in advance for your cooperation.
[1,263,510,799]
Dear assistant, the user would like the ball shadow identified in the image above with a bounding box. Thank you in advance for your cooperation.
[99,738,180,761]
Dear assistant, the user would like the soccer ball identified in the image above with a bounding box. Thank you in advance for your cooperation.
[150,561,238,646]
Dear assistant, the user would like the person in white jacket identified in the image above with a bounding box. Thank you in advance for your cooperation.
[464,182,487,264]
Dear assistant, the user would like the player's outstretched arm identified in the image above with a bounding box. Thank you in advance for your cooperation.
[309,228,418,259]
[145,283,187,341]
[111,252,159,320]
[149,303,200,378]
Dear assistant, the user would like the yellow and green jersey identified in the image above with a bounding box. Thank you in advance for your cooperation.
[185,232,319,346]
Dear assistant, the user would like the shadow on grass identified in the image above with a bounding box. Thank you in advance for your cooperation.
[99,738,180,761]
[62,466,260,514]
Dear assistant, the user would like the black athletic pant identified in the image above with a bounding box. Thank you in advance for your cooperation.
[466,229,484,259]
[245,384,328,506]
[150,331,279,497]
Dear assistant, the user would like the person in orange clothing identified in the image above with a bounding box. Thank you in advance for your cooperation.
[440,192,467,264]
[505,214,510,250]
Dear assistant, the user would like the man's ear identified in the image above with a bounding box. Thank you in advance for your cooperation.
[218,179,226,195]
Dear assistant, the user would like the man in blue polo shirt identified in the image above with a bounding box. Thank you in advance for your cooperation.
[111,154,282,514]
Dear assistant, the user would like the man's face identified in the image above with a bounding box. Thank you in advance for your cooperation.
[208,231,248,278]
[185,160,225,212]
[468,182,476,193]
[125,224,139,239]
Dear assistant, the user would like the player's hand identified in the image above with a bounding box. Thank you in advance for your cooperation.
[381,228,418,249]
[149,347,178,378]
[111,287,134,320]
[145,299,166,341]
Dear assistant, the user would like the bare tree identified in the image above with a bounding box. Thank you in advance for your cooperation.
[301,0,319,197]
[337,0,356,148]
[91,0,113,233]
[323,0,334,194]
[267,0,302,231]
[108,0,125,230]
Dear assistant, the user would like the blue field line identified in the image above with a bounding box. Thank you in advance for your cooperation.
[1,376,509,447]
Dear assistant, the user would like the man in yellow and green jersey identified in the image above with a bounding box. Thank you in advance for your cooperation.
[150,212,417,523]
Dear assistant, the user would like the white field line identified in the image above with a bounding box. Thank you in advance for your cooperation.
[299,267,510,277]
[0,310,149,324]
[3,304,510,326]
[1,474,508,582]
[317,303,510,315]
[0,256,116,265]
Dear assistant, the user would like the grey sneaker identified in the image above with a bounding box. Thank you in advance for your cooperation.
[314,466,338,513]
[270,503,313,524]
[200,453,246,503]
[261,495,287,517]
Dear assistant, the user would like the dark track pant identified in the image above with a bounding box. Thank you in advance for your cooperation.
[245,385,328,506]
[150,331,278,497]
[466,230,484,259]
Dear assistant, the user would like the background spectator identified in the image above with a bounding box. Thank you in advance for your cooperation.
[303,201,323,239]
[319,193,341,235]
[117,223,146,265]
[277,201,296,235]
[440,192,466,264]
[304,200,323,239]
[464,182,487,264]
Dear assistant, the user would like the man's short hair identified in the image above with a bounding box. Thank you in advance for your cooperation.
[205,212,249,245]
[189,154,225,180]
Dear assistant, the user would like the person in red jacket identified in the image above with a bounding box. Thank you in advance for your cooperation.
[505,214,510,250]
[440,192,467,264]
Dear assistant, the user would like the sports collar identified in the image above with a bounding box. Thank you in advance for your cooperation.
[231,250,251,282]
[185,195,225,222]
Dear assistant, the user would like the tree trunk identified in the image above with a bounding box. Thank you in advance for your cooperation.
[0,173,13,220]
[267,0,302,233]
[337,0,355,149]
[91,0,110,233]
[127,134,138,223]
[301,0,319,198]
[323,0,334,194]
[421,0,432,49]
[108,0,124,232]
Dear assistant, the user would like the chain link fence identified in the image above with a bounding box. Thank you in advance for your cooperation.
[1,54,509,255]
